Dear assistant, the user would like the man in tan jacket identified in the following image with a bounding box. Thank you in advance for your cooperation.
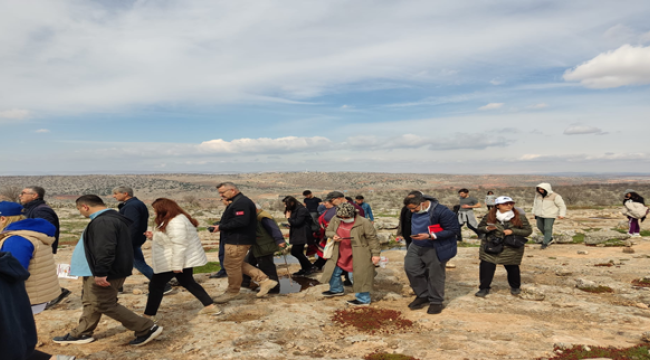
[532,183,567,249]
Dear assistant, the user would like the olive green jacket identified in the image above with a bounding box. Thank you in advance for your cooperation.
[477,211,532,265]
[252,210,281,258]
[320,215,381,293]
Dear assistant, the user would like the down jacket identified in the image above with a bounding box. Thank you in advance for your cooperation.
[152,214,208,273]
[532,183,567,218]
[622,200,649,219]
[477,209,532,266]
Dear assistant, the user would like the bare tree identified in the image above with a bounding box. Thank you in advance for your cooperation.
[0,185,21,202]
[183,194,200,208]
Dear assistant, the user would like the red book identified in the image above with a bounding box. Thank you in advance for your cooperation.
[428,224,443,235]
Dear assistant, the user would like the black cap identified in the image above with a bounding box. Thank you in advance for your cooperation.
[324,191,345,201]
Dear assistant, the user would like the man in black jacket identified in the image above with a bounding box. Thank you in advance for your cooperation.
[19,186,60,253]
[53,195,163,347]
[113,186,172,295]
[211,182,278,303]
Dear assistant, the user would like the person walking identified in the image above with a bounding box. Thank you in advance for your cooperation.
[457,189,481,241]
[283,196,316,276]
[475,196,532,297]
[313,199,337,270]
[485,191,497,212]
[241,204,287,293]
[0,206,61,315]
[403,193,459,315]
[621,190,648,237]
[354,195,374,223]
[211,182,277,304]
[532,183,567,249]
[142,198,220,320]
[113,187,172,295]
[320,203,380,306]
[303,190,322,229]
[53,195,162,347]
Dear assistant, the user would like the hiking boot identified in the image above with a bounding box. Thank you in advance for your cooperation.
[321,290,345,297]
[46,288,72,310]
[163,284,174,295]
[427,304,444,314]
[213,292,240,304]
[198,304,222,315]
[129,325,163,347]
[511,287,521,296]
[209,270,227,279]
[52,333,95,345]
[292,269,306,276]
[257,279,279,297]
[475,289,490,297]
[408,296,429,310]
[346,299,369,306]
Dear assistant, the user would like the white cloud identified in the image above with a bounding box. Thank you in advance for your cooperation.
[603,24,635,43]
[563,45,650,88]
[34,129,50,133]
[528,103,549,109]
[478,103,504,110]
[490,79,504,85]
[198,136,331,154]
[563,125,607,135]
[347,133,513,151]
[0,109,30,119]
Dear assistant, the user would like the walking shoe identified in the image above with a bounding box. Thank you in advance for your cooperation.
[511,287,521,295]
[540,243,548,250]
[129,325,163,347]
[213,292,240,304]
[303,267,317,276]
[475,289,490,297]
[321,290,345,297]
[408,296,429,310]
[46,288,72,310]
[54,356,76,360]
[198,304,222,315]
[52,333,95,344]
[257,279,279,297]
[427,304,444,314]
[346,299,369,306]
[292,269,306,276]
[163,284,174,295]
[209,270,227,279]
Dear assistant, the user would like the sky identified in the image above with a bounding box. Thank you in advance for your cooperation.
[1,0,650,175]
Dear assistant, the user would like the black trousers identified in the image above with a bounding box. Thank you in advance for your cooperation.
[242,253,279,287]
[27,350,51,360]
[479,261,520,290]
[145,268,213,316]
[313,257,327,270]
[290,244,313,271]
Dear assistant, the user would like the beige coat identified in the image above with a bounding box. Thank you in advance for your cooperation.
[0,230,61,305]
[152,215,208,273]
[320,215,381,294]
[622,200,649,219]
[532,183,567,218]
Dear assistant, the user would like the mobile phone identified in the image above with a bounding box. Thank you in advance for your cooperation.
[487,222,496,227]
[207,226,216,232]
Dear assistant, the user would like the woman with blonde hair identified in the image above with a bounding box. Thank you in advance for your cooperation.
[143,198,220,319]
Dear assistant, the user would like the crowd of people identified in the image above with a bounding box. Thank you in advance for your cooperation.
[0,182,647,359]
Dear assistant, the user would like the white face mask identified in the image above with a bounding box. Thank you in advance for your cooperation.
[416,202,429,214]
[340,217,355,223]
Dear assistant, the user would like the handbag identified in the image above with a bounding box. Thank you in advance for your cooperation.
[504,235,527,248]
[484,236,504,255]
[322,238,335,259]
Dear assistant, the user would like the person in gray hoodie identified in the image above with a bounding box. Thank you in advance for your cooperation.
[532,183,566,249]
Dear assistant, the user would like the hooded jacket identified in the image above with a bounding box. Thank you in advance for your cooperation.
[0,218,61,305]
[83,209,134,279]
[0,252,38,360]
[532,183,567,218]
[22,199,60,254]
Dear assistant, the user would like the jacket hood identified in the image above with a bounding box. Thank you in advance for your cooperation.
[536,182,553,195]
[3,218,56,237]
[0,251,31,282]
[422,194,439,203]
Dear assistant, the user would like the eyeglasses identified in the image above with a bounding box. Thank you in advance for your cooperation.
[218,188,234,195]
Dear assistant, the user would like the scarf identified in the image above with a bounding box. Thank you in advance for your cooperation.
[496,210,515,224]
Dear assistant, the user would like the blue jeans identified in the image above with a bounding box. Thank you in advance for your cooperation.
[133,246,154,280]
[329,266,371,304]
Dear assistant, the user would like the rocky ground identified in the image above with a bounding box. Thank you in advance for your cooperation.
[35,208,650,360]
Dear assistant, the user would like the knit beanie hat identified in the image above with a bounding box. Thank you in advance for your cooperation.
[336,203,356,218]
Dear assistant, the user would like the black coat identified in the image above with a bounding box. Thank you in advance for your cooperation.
[118,197,149,248]
[83,210,134,279]
[398,206,412,242]
[0,252,37,360]
[23,199,60,254]
[288,205,315,245]
[219,193,257,246]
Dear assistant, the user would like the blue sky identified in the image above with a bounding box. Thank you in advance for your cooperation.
[1,0,650,174]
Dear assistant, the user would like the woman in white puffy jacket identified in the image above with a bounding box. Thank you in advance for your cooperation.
[621,190,648,237]
[143,198,220,319]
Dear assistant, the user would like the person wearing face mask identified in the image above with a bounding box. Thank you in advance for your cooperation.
[320,203,380,306]
[532,183,566,249]
[403,194,459,315]
[475,196,532,297]
[621,190,648,238]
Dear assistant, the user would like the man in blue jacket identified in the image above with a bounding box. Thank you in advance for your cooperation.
[403,194,459,315]
[113,186,172,295]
